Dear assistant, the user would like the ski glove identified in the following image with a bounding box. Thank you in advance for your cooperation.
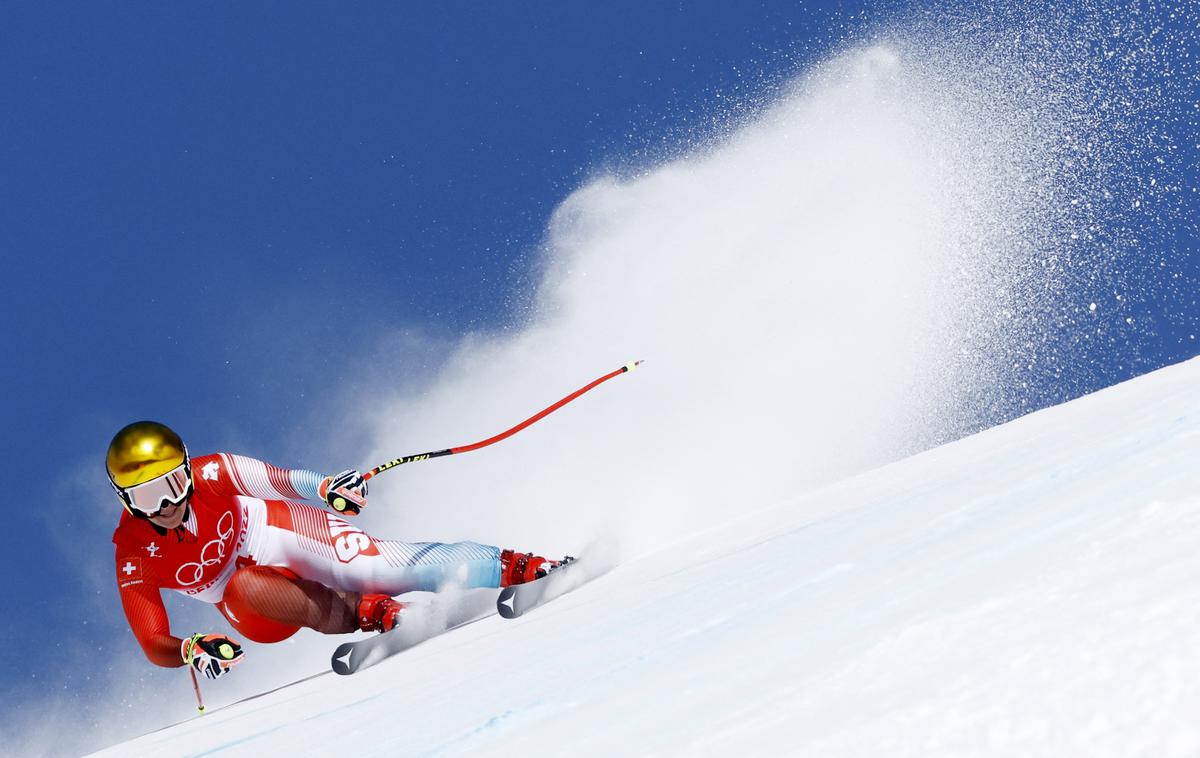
[319,469,368,515]
[182,633,244,680]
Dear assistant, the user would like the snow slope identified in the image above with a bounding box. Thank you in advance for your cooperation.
[91,356,1200,757]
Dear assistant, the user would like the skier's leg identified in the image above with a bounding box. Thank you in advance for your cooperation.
[219,565,361,639]
[328,541,565,591]
[245,500,495,594]
[252,501,559,597]
[360,539,503,592]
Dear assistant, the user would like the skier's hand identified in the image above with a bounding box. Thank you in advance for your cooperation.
[319,469,368,515]
[182,633,244,680]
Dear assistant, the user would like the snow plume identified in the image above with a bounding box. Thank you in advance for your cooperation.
[361,48,967,559]
[356,15,1185,563]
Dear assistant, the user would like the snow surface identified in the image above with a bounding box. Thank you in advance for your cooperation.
[91,356,1200,757]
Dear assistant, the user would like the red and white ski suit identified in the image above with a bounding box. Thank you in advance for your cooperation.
[113,453,501,667]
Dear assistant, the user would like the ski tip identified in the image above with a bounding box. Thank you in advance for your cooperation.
[497,587,520,619]
[331,642,357,676]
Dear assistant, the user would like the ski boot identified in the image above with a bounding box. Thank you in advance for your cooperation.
[500,550,575,587]
[357,594,406,633]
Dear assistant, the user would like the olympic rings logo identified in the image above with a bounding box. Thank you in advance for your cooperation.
[176,511,235,586]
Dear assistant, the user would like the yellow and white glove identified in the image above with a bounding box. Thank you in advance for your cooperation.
[182,633,244,680]
[319,469,368,515]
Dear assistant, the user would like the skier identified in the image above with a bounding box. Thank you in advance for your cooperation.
[108,420,564,680]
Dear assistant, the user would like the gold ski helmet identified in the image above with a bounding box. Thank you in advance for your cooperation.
[106,421,193,517]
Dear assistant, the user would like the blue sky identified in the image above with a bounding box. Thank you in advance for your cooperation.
[1,2,862,457]
[1,2,1196,754]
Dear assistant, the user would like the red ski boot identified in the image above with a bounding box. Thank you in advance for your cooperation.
[499,550,573,587]
[357,594,406,633]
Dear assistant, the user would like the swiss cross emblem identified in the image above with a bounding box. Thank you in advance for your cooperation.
[202,461,220,481]
[121,557,142,579]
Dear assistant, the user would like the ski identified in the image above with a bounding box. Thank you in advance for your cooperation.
[497,558,586,619]
[331,588,498,675]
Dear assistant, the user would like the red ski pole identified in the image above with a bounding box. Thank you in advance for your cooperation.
[363,360,642,481]
[189,666,207,714]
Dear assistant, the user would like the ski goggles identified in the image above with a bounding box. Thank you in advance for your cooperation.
[115,461,193,517]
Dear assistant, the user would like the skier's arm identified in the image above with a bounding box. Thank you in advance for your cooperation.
[117,574,184,667]
[116,564,245,676]
[207,453,327,501]
[209,453,368,515]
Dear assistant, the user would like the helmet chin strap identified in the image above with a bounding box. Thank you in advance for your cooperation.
[122,496,192,539]
[148,501,192,537]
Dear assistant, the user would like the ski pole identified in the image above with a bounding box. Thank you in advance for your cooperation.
[364,360,643,481]
[189,666,207,715]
